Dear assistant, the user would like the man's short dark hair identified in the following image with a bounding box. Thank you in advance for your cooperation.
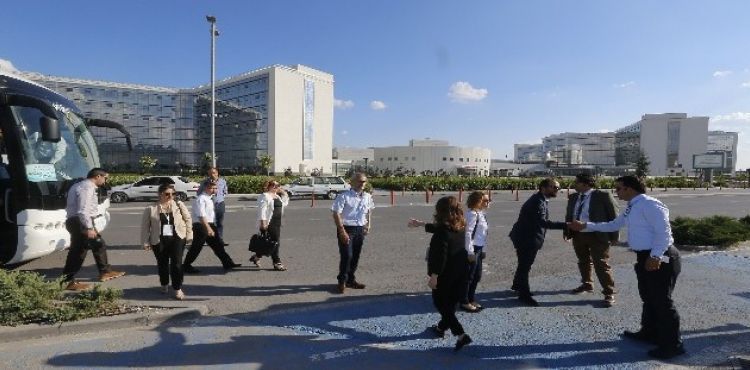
[87,168,108,179]
[538,177,557,190]
[575,173,596,187]
[615,175,646,194]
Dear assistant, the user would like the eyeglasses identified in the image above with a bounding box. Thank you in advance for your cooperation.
[162,192,175,196]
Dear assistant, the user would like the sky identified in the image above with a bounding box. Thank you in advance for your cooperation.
[2,0,749,170]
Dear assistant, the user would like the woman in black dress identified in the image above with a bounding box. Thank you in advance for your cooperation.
[252,180,289,270]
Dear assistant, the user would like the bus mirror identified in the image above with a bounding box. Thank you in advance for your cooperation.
[40,116,61,142]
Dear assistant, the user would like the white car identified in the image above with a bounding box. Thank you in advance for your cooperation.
[109,176,200,203]
[282,176,351,200]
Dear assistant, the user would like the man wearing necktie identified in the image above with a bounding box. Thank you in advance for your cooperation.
[508,178,567,306]
[569,175,684,360]
[564,173,619,307]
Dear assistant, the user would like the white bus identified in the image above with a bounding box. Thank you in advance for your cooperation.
[0,72,131,266]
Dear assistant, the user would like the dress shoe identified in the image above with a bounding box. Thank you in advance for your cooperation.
[346,281,366,289]
[430,325,446,339]
[174,289,186,300]
[571,284,594,294]
[622,330,658,344]
[99,270,126,282]
[460,303,481,313]
[454,334,473,351]
[647,344,686,359]
[336,282,346,294]
[518,295,539,307]
[224,263,241,270]
[64,281,92,291]
[183,265,201,274]
[604,295,616,307]
[511,286,534,296]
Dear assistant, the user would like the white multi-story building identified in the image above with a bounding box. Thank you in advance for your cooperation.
[541,132,616,167]
[615,113,708,176]
[707,131,739,173]
[24,64,333,174]
[514,144,544,163]
[374,139,491,176]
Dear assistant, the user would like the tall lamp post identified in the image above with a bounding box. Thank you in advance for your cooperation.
[363,157,369,174]
[206,15,219,167]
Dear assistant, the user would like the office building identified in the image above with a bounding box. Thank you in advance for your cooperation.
[514,144,544,163]
[542,132,616,167]
[373,139,491,176]
[707,130,739,173]
[22,64,333,174]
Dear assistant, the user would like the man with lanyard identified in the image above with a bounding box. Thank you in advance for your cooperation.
[183,181,240,273]
[62,168,125,291]
[570,175,684,359]
[198,167,228,242]
[331,172,374,294]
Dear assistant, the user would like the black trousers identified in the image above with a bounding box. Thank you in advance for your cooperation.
[512,245,539,296]
[62,217,111,282]
[151,237,186,290]
[432,263,468,336]
[267,220,281,264]
[183,223,235,268]
[635,246,682,348]
[462,245,484,304]
[214,201,225,239]
[337,226,365,284]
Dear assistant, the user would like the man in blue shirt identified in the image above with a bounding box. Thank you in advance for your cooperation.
[570,175,684,360]
[197,167,228,241]
[331,173,374,294]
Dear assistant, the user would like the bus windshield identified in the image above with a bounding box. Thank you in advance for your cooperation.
[10,105,100,182]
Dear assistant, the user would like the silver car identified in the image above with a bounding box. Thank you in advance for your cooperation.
[109,176,200,203]
[282,176,350,200]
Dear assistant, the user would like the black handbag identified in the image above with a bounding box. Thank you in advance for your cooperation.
[248,231,278,256]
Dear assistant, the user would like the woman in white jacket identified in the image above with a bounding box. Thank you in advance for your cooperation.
[251,180,289,270]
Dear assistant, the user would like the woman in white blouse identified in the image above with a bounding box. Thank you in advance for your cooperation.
[251,180,290,270]
[461,191,490,312]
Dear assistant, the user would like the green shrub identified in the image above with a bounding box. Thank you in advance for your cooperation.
[671,215,750,248]
[0,270,122,327]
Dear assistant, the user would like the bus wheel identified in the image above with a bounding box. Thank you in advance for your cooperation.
[110,192,129,203]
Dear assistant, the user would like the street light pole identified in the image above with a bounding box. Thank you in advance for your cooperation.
[363,157,369,174]
[206,15,218,167]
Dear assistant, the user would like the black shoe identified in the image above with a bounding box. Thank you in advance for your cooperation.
[346,281,366,289]
[647,344,685,359]
[224,263,241,270]
[183,265,201,274]
[430,325,445,339]
[511,286,534,296]
[622,330,658,344]
[571,284,594,294]
[454,334,472,351]
[518,295,539,307]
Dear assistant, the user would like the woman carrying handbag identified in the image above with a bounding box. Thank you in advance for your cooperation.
[251,180,289,271]
[141,183,193,300]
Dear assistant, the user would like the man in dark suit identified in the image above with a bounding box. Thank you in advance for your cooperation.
[564,173,619,307]
[509,177,567,306]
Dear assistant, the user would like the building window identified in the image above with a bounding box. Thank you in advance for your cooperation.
[442,157,447,161]
[411,157,416,160]
[450,158,454,161]
[459,158,464,162]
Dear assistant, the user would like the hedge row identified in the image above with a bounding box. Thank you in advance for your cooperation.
[672,215,750,248]
[107,174,742,194]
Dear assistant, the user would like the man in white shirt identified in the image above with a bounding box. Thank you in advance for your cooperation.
[570,175,684,360]
[331,173,374,294]
[183,182,240,273]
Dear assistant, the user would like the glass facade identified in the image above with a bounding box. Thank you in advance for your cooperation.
[666,121,681,168]
[542,133,616,166]
[615,123,641,166]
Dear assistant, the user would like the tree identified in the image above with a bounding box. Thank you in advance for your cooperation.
[139,155,157,174]
[635,151,650,178]
[201,152,216,173]
[258,154,273,175]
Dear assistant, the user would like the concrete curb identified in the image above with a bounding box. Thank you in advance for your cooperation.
[0,305,208,344]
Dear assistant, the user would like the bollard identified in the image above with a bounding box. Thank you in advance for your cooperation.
[402,186,405,197]
[390,189,395,206]
[515,188,520,201]
[566,187,570,197]
[488,189,493,202]
[458,188,463,203]
[425,189,430,203]
[311,190,315,207]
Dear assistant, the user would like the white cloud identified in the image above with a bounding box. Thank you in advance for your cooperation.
[741,81,750,88]
[447,81,488,103]
[341,130,349,136]
[334,99,354,109]
[711,112,750,123]
[713,70,733,78]
[0,58,20,74]
[370,100,387,110]
[613,81,636,89]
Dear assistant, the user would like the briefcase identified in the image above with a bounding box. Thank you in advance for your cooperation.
[248,232,278,256]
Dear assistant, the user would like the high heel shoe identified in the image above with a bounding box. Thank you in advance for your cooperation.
[249,255,261,267]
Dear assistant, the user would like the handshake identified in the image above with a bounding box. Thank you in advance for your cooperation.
[566,220,587,232]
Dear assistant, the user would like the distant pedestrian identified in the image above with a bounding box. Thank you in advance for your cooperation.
[61,168,125,291]
[331,172,374,294]
[183,181,240,273]
[426,196,472,351]
[570,175,685,359]
[564,173,619,307]
[197,167,228,240]
[141,183,193,300]
[250,179,289,271]
[508,177,567,306]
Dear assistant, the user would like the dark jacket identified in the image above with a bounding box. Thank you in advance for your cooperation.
[427,225,468,281]
[564,189,619,242]
[509,192,566,250]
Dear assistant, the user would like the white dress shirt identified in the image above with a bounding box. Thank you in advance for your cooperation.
[585,194,673,258]
[465,210,488,254]
[331,189,374,226]
[191,193,215,223]
[66,179,99,229]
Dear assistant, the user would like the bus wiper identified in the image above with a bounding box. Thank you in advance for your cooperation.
[83,118,134,151]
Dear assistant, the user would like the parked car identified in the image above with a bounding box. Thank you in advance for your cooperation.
[109,176,200,203]
[282,176,350,200]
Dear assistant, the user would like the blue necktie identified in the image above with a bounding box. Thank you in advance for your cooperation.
[575,194,587,221]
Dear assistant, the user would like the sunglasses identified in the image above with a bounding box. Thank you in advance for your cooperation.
[162,192,175,196]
